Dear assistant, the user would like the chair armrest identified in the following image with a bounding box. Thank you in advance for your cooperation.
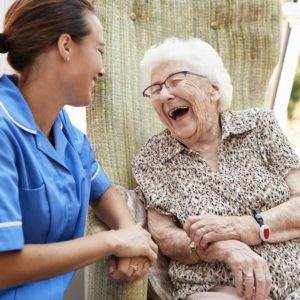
[85,207,148,300]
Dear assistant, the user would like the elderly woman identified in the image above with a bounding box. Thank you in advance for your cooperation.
[132,37,300,300]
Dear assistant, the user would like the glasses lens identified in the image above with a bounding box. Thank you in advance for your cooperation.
[166,72,186,88]
[144,84,161,97]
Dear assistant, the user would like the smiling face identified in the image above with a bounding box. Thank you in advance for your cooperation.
[64,13,105,107]
[150,61,221,145]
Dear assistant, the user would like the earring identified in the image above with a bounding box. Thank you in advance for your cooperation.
[65,56,70,62]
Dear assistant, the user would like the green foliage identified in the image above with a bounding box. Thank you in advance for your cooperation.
[288,58,300,118]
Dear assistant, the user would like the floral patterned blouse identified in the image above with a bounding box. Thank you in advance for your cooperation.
[132,108,300,300]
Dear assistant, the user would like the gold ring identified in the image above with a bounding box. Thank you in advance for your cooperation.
[129,264,139,271]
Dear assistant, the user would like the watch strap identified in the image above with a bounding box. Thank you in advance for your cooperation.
[252,208,264,226]
[252,208,270,242]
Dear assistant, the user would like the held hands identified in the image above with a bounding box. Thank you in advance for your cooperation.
[108,256,151,281]
[110,224,158,266]
[184,215,260,249]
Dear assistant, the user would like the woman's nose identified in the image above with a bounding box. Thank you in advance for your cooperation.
[159,84,174,102]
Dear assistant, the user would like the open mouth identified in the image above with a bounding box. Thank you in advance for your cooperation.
[168,106,189,121]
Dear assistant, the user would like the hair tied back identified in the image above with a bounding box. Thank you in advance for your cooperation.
[0,33,9,54]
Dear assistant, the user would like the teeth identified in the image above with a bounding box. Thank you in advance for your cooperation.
[168,106,189,118]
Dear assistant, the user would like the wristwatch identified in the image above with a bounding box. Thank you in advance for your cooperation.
[252,208,270,242]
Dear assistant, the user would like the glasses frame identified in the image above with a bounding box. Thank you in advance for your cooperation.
[142,70,207,98]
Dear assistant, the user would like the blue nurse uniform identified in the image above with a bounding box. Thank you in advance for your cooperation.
[0,75,110,299]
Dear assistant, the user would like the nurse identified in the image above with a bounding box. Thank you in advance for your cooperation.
[0,1,157,299]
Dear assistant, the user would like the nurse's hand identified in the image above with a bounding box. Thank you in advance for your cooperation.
[108,256,150,281]
[111,224,158,265]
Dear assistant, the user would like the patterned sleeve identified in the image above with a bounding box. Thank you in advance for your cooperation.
[257,109,300,177]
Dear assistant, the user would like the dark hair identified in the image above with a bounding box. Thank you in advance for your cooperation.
[2,0,95,72]
[0,33,9,53]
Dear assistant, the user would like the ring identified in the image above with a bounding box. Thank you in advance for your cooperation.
[244,272,253,278]
[129,264,139,271]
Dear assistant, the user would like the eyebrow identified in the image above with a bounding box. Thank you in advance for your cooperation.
[150,71,178,86]
[150,81,161,86]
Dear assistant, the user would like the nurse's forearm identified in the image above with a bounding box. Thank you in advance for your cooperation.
[0,221,158,290]
[0,231,114,290]
[91,186,136,229]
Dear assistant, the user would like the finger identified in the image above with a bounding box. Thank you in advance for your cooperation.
[233,269,244,297]
[187,216,202,223]
[127,258,149,281]
[254,268,266,300]
[132,261,149,281]
[111,258,132,280]
[198,232,225,249]
[184,216,202,235]
[150,238,158,254]
[141,261,151,277]
[190,222,206,241]
[243,271,255,300]
[263,265,272,299]
[183,219,192,235]
[147,248,158,266]
[127,266,142,281]
[194,228,205,248]
[146,239,158,265]
[108,255,118,275]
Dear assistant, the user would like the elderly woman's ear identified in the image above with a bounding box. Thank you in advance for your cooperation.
[210,82,220,102]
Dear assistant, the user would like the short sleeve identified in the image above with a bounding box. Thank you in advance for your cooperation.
[0,128,24,252]
[60,109,111,202]
[89,159,111,202]
[78,133,110,202]
[258,110,300,177]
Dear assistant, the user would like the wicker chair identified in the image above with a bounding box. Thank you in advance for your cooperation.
[85,1,281,299]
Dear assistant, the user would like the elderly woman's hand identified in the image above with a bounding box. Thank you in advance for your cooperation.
[199,240,272,300]
[184,215,260,249]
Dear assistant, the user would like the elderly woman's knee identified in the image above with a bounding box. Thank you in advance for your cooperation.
[185,286,243,300]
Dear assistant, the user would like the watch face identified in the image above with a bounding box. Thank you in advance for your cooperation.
[260,225,270,241]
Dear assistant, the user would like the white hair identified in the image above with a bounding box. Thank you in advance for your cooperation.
[140,37,233,111]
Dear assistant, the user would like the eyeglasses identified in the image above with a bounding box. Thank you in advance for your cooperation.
[142,70,207,98]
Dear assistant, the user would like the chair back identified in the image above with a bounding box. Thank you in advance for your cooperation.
[86,1,281,299]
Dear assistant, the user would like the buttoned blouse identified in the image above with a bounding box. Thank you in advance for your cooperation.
[132,108,300,300]
[0,75,110,300]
